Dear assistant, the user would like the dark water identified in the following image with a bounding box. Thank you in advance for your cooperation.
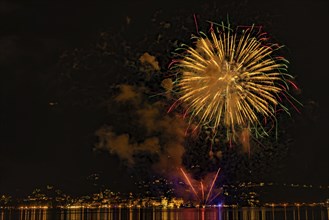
[1,206,328,220]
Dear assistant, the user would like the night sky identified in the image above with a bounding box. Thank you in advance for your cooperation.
[1,0,328,197]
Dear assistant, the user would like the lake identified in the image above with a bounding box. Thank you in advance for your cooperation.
[0,206,328,220]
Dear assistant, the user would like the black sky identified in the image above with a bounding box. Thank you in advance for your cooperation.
[1,0,328,196]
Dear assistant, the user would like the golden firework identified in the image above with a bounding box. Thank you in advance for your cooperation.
[172,23,297,140]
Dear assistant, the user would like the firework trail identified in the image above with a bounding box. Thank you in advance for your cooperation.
[180,167,200,201]
[171,21,300,142]
[180,167,221,205]
[205,167,221,203]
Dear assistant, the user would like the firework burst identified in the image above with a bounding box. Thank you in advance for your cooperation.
[171,21,300,142]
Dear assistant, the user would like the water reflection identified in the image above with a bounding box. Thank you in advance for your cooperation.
[16,209,48,220]
[0,206,327,220]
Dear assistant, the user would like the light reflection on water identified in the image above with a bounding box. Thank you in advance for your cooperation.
[0,206,328,220]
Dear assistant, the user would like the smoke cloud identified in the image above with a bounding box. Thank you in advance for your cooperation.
[95,83,187,174]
